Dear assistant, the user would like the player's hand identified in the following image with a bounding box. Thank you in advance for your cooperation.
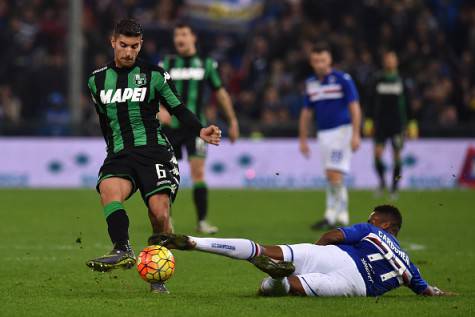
[363,119,374,137]
[200,125,221,146]
[424,286,458,296]
[407,120,419,139]
[228,119,239,143]
[157,106,172,125]
[351,134,361,152]
[300,140,310,158]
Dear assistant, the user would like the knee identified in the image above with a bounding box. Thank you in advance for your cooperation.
[98,178,131,205]
[374,147,384,158]
[100,190,123,205]
[327,175,342,186]
[190,160,205,182]
[191,168,204,182]
[393,151,401,161]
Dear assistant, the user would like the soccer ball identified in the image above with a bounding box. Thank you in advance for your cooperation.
[137,245,175,283]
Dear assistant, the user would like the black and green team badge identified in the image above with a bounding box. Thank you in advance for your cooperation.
[135,73,147,86]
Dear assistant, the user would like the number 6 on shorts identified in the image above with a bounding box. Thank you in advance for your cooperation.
[155,164,167,179]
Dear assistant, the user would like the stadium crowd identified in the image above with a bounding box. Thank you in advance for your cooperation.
[1,0,475,136]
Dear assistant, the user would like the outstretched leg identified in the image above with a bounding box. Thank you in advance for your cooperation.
[149,234,264,259]
[149,234,319,296]
[86,177,135,272]
[149,234,299,294]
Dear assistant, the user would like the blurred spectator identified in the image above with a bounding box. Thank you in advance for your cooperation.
[41,92,71,136]
[0,85,22,125]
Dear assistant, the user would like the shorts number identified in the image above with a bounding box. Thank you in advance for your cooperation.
[331,150,343,163]
[155,164,167,179]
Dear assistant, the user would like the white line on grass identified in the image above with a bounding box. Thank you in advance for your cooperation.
[400,241,427,251]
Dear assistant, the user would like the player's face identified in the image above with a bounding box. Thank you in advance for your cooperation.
[174,27,196,56]
[310,51,332,77]
[383,52,398,71]
[111,34,142,68]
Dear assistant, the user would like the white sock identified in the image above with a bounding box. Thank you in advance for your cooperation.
[324,184,337,224]
[260,277,290,296]
[189,236,262,260]
[335,184,349,225]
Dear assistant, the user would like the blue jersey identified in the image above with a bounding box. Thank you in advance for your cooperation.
[337,223,428,297]
[303,70,359,131]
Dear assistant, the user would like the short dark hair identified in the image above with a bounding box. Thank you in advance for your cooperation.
[311,42,331,55]
[114,18,143,37]
[374,205,403,232]
[174,21,195,34]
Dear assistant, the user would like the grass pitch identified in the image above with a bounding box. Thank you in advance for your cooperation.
[0,189,474,316]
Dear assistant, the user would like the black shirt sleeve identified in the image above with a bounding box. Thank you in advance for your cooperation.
[168,104,203,136]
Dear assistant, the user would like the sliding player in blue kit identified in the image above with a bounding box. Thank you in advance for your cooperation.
[150,205,454,297]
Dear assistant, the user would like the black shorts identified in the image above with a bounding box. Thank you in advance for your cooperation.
[162,126,207,160]
[374,129,404,151]
[96,145,180,205]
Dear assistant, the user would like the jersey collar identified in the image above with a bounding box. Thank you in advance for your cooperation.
[109,59,142,72]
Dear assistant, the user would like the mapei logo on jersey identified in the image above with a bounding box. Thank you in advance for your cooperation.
[134,73,147,86]
[376,82,403,95]
[99,88,147,104]
[170,67,205,80]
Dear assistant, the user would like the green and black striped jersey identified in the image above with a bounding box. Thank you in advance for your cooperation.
[87,59,183,154]
[160,54,222,128]
[368,71,412,132]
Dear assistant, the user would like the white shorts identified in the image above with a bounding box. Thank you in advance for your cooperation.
[278,244,366,297]
[318,124,353,173]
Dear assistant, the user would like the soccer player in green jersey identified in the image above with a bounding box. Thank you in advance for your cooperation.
[158,22,239,234]
[85,19,221,293]
[364,51,418,199]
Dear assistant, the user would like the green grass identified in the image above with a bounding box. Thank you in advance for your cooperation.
[0,189,474,316]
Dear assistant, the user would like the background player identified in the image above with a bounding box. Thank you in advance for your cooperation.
[150,205,453,297]
[364,51,418,198]
[158,22,239,234]
[299,43,362,230]
[85,19,221,292]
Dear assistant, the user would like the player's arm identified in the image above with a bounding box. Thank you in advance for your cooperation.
[317,223,372,245]
[157,105,172,126]
[87,75,99,106]
[341,73,362,151]
[349,101,362,151]
[315,229,345,245]
[215,88,239,143]
[157,71,221,145]
[207,58,239,143]
[299,107,313,158]
[407,262,457,296]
